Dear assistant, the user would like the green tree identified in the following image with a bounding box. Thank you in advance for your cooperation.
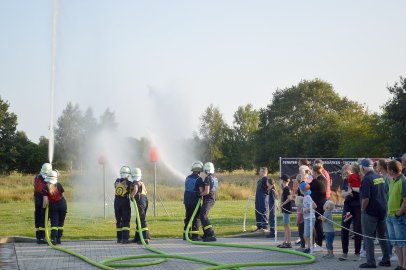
[55,102,83,170]
[219,104,259,171]
[99,108,118,131]
[256,79,368,171]
[382,76,406,156]
[199,104,228,162]
[0,96,18,174]
[12,131,47,174]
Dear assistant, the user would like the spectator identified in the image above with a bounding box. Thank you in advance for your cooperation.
[343,163,361,222]
[359,158,391,268]
[402,154,406,176]
[320,200,335,259]
[386,160,406,269]
[315,159,331,199]
[377,159,397,262]
[255,167,269,231]
[295,195,305,251]
[310,163,327,251]
[339,163,362,261]
[386,160,406,270]
[278,175,292,248]
[300,181,316,254]
[267,178,277,238]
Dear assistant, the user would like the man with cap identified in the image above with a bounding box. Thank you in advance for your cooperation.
[359,158,391,268]
[254,167,269,232]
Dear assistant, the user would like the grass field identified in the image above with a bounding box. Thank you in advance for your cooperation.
[0,200,344,240]
[0,171,343,240]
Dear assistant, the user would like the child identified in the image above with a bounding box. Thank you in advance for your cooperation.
[319,200,335,259]
[44,170,67,245]
[267,178,277,238]
[295,195,305,251]
[114,166,133,244]
[131,168,151,244]
[278,174,292,248]
[343,163,361,222]
[300,181,316,254]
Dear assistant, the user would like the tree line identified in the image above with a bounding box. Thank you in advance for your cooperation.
[0,77,405,174]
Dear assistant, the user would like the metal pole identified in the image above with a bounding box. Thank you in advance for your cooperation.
[243,195,251,232]
[103,164,106,220]
[154,161,157,217]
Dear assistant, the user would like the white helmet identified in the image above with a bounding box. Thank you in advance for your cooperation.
[120,166,131,179]
[203,162,215,174]
[40,163,52,177]
[45,170,58,184]
[131,167,142,181]
[191,161,204,172]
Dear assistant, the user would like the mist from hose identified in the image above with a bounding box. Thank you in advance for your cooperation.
[72,129,137,218]
[145,87,199,182]
[48,0,59,164]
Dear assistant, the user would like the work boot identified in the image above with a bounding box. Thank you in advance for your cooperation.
[51,238,57,245]
[190,235,200,241]
[56,237,61,245]
[202,235,216,242]
[121,239,130,244]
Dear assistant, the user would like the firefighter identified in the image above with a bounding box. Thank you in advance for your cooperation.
[44,170,67,245]
[33,163,52,244]
[114,166,133,244]
[131,167,150,244]
[183,161,203,241]
[198,162,218,242]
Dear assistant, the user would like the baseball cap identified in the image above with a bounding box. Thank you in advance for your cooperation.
[360,158,373,168]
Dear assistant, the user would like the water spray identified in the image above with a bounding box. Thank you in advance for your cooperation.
[48,0,59,164]
[149,147,158,217]
[98,155,108,220]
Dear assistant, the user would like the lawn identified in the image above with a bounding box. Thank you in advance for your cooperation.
[0,200,344,240]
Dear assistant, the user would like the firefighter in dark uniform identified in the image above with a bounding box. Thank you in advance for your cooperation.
[198,162,218,242]
[114,166,133,244]
[183,161,204,241]
[33,163,52,244]
[131,167,150,244]
[43,170,67,245]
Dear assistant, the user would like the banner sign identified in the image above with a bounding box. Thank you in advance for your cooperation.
[280,158,358,190]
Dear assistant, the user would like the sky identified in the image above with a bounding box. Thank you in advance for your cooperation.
[1,0,406,143]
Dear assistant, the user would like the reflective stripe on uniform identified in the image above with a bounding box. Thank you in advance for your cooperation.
[203,225,212,230]
[190,230,199,235]
[51,227,58,230]
[136,227,149,232]
[57,227,64,230]
[38,227,45,231]
[122,227,130,231]
[116,228,123,232]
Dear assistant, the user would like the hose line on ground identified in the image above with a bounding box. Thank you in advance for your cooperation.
[184,198,315,270]
[44,196,316,269]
